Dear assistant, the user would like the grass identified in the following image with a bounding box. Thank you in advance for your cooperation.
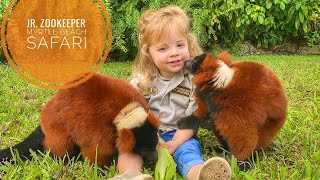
[0,54,320,179]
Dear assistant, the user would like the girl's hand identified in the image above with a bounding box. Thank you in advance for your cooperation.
[159,140,180,155]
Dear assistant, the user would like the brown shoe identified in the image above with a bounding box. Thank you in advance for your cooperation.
[197,157,232,180]
[108,170,154,180]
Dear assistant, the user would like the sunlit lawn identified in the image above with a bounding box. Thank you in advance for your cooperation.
[0,54,319,179]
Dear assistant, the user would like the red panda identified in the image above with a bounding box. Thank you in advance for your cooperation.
[178,52,287,167]
[0,73,160,167]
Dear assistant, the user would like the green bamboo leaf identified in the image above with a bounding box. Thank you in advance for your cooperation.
[280,2,285,10]
[155,139,177,180]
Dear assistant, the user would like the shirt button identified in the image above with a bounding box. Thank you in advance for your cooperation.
[160,112,167,118]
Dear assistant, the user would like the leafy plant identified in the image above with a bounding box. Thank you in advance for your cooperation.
[1,55,320,179]
[0,0,319,62]
[104,0,320,60]
[154,139,177,180]
[0,0,11,21]
[0,0,11,64]
[305,31,320,46]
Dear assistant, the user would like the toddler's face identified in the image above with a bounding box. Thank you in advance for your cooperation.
[149,29,190,78]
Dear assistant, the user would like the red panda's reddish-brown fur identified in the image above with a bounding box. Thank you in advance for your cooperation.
[40,73,160,166]
[186,52,287,161]
[0,73,160,167]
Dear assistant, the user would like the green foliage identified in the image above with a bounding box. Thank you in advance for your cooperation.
[1,54,320,179]
[305,30,320,46]
[181,0,320,49]
[0,1,319,62]
[155,139,177,180]
[0,0,11,64]
[105,0,319,60]
[106,0,180,61]
[0,0,11,22]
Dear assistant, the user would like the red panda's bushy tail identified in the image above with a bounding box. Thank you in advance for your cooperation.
[0,126,44,162]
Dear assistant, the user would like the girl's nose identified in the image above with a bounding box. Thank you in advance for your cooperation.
[170,47,179,57]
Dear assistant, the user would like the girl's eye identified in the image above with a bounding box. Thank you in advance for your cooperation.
[158,47,167,51]
[177,43,185,47]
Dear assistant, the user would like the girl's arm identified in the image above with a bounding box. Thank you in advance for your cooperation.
[160,128,194,154]
[160,83,200,154]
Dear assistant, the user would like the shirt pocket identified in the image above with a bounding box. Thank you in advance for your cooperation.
[171,95,189,109]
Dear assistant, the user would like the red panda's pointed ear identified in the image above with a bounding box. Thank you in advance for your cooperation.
[117,129,136,153]
[218,51,232,65]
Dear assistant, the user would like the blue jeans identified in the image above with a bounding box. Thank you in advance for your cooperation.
[159,130,205,178]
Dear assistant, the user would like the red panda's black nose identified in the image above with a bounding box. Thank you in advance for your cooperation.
[184,59,193,71]
[184,59,193,65]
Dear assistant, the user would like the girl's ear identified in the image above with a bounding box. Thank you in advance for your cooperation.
[117,128,136,153]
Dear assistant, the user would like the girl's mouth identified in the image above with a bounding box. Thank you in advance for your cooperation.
[169,60,182,65]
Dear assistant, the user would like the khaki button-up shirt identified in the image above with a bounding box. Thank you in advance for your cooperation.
[131,69,197,132]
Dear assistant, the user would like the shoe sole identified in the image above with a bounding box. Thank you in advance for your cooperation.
[109,171,154,180]
[199,157,232,180]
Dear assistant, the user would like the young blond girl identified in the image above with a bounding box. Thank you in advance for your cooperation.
[111,5,231,180]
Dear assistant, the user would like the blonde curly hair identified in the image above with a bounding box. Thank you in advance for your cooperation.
[132,5,203,91]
